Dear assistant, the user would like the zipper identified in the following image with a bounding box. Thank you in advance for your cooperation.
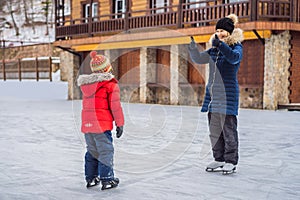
[207,50,220,110]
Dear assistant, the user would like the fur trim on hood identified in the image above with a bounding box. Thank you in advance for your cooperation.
[77,72,115,86]
[208,28,244,47]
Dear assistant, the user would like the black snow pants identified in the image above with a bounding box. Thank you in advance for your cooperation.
[208,112,239,165]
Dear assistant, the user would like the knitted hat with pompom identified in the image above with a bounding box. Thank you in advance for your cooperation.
[216,14,238,35]
[89,51,112,73]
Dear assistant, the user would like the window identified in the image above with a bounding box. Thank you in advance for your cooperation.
[57,0,71,16]
[64,0,71,15]
[83,2,98,22]
[113,0,126,19]
[150,0,169,14]
[186,0,205,9]
[223,0,244,3]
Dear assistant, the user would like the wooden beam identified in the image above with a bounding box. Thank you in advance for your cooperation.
[71,30,271,51]
[241,30,271,41]
[35,57,39,81]
[72,36,198,51]
[49,57,52,82]
[2,59,6,81]
[18,58,21,81]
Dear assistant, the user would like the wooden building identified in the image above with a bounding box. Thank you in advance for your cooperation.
[54,0,300,110]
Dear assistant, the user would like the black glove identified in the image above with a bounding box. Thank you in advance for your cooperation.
[116,126,123,138]
[212,34,220,48]
[189,36,197,49]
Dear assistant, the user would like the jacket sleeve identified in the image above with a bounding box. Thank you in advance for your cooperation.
[189,46,211,64]
[218,42,243,65]
[108,82,124,127]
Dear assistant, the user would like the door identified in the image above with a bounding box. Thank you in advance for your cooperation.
[118,49,140,85]
[156,48,170,86]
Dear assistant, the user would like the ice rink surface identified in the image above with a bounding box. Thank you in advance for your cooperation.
[0,81,299,200]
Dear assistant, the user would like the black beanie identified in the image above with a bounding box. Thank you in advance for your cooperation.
[216,17,234,34]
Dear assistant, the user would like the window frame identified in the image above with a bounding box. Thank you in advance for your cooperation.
[83,2,98,22]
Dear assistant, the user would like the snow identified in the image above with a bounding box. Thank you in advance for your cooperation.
[0,80,300,199]
[1,0,55,46]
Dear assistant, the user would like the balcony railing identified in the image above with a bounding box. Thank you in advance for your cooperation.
[55,0,299,40]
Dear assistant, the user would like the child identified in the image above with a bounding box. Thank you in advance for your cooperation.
[189,14,243,174]
[77,51,124,189]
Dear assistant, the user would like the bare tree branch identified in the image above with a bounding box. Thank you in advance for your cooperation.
[7,0,20,36]
[22,0,31,25]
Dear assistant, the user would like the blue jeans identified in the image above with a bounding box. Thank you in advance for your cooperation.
[84,131,114,181]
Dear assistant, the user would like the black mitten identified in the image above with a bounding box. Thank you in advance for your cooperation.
[212,34,220,48]
[116,126,123,138]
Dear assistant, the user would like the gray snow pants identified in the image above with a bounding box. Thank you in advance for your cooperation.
[208,112,239,165]
[84,131,114,181]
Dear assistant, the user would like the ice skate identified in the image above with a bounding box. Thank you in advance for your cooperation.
[86,177,100,188]
[101,178,119,190]
[222,163,236,175]
[205,161,225,172]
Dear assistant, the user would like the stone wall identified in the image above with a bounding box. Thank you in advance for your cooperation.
[60,51,81,100]
[263,31,291,109]
[146,86,170,104]
[120,86,140,103]
[239,87,263,109]
[179,85,204,106]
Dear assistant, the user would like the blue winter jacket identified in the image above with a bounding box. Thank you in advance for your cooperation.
[189,29,244,115]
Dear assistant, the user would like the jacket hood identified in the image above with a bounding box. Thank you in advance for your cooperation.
[77,72,115,86]
[77,73,116,97]
[208,28,244,47]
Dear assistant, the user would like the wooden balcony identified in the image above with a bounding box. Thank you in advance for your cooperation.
[55,0,300,40]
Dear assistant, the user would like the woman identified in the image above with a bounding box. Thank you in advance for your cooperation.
[189,14,244,174]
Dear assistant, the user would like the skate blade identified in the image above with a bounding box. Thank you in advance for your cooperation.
[101,184,118,190]
[86,183,99,188]
[206,166,223,172]
[222,168,236,175]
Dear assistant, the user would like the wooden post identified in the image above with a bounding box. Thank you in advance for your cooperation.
[2,40,5,81]
[290,0,299,22]
[124,0,130,31]
[2,59,5,81]
[18,58,21,81]
[250,0,258,21]
[88,0,93,36]
[36,57,39,81]
[62,0,65,22]
[177,0,183,28]
[49,57,52,82]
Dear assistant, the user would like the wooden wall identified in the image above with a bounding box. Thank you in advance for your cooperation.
[118,49,140,85]
[70,0,183,18]
[188,61,205,84]
[289,31,300,103]
[71,0,82,20]
[132,0,147,10]
[99,0,110,16]
[238,40,264,87]
[156,48,170,85]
